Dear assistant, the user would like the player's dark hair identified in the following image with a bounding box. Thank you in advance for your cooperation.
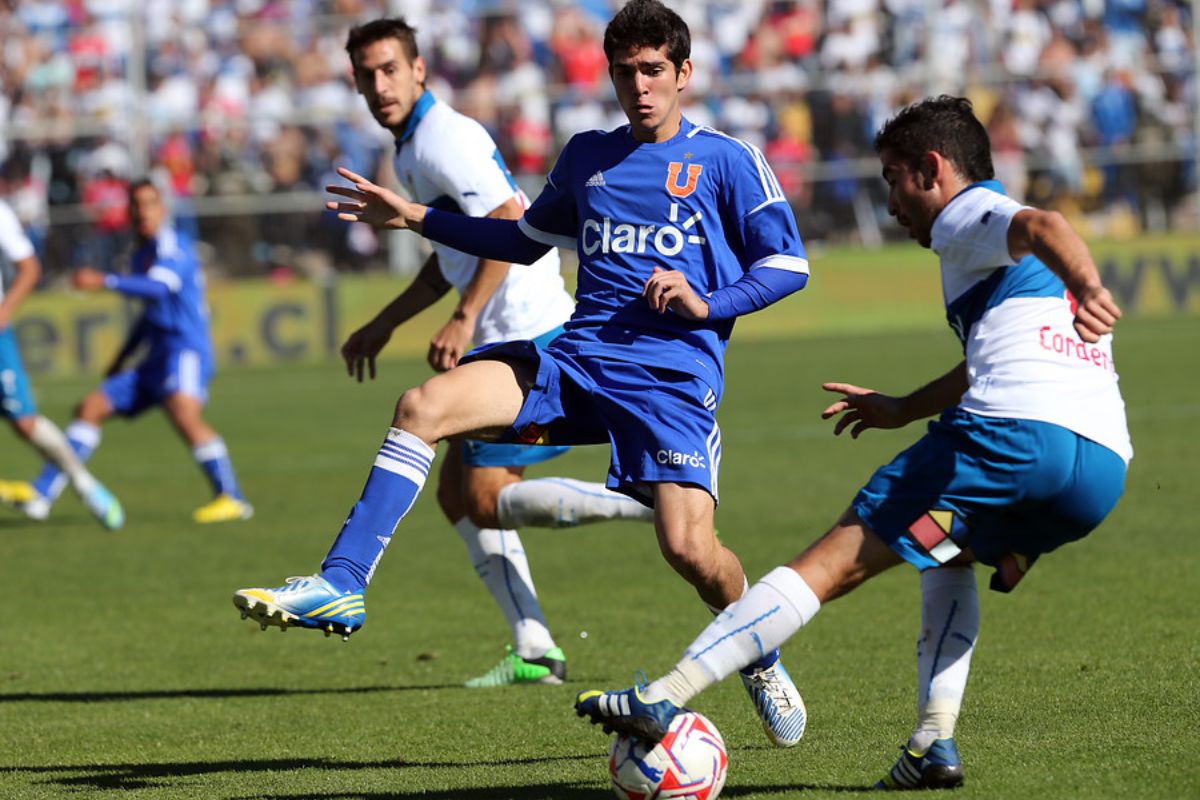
[128,177,158,198]
[604,0,691,72]
[345,17,420,67]
[874,95,995,183]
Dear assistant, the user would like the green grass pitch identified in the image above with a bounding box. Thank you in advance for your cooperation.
[0,314,1196,799]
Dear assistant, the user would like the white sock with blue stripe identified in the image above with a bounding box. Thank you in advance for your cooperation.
[32,420,100,503]
[496,478,652,528]
[28,416,96,496]
[321,428,435,592]
[646,566,820,706]
[454,517,555,659]
[192,437,242,498]
[910,566,978,753]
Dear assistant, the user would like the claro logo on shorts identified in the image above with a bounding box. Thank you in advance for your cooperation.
[656,449,707,469]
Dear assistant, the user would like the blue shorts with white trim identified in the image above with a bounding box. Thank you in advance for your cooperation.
[853,408,1126,591]
[102,345,213,416]
[461,340,722,507]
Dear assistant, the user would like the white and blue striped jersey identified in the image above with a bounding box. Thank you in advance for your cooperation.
[129,226,213,357]
[934,181,1132,463]
[0,199,35,302]
[517,116,808,388]
[393,91,572,345]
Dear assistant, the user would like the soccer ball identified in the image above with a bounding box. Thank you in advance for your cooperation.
[608,710,728,800]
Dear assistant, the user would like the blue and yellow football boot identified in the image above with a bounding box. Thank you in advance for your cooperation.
[574,684,681,744]
[875,737,965,790]
[233,575,364,641]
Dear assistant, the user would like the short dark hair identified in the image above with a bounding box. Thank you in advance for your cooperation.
[874,95,995,183]
[345,18,420,68]
[603,0,690,72]
[128,177,158,199]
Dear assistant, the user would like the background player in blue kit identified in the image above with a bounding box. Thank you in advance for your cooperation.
[238,0,809,748]
[336,18,653,688]
[0,196,123,530]
[575,96,1131,790]
[14,179,252,525]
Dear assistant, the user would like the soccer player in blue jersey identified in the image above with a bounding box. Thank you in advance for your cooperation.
[237,0,809,748]
[335,18,654,688]
[0,197,123,530]
[575,96,1131,790]
[14,179,251,524]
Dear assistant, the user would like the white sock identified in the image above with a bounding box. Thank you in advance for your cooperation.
[910,566,978,753]
[645,566,821,706]
[454,517,555,659]
[496,478,653,528]
[29,416,96,495]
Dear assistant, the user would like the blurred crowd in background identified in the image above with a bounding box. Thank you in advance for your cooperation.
[0,0,1194,279]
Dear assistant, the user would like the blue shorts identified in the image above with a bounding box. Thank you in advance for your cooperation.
[0,328,37,419]
[853,408,1127,591]
[460,326,571,469]
[102,346,213,417]
[463,340,722,506]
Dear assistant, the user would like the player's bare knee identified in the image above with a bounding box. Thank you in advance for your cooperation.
[657,533,719,585]
[392,387,438,440]
[75,392,109,423]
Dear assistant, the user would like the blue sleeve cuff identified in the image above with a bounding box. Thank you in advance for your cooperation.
[705,267,808,320]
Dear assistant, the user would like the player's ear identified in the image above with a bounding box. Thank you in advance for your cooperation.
[412,55,427,86]
[675,58,692,91]
[920,152,939,191]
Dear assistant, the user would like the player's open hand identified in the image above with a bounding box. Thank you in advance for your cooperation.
[341,318,394,382]
[821,382,909,438]
[73,268,107,292]
[326,167,424,231]
[643,267,709,320]
[1071,286,1121,343]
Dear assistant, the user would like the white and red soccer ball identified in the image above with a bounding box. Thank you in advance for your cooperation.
[608,710,728,800]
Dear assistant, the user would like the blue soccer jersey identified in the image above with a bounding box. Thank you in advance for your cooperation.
[517,117,808,388]
[123,226,213,357]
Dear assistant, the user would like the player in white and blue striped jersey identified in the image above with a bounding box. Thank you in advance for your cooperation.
[246,0,809,749]
[17,179,251,524]
[576,96,1130,790]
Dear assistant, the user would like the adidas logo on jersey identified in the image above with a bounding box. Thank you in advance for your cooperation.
[585,171,606,188]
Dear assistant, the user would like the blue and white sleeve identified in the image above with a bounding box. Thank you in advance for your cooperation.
[705,144,809,319]
[516,137,580,250]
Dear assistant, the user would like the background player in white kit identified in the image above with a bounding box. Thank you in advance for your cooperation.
[576,95,1131,790]
[335,18,652,687]
[0,196,124,530]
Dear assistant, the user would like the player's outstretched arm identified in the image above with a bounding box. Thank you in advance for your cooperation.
[1008,208,1121,343]
[327,166,429,232]
[342,254,450,382]
[822,361,967,438]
